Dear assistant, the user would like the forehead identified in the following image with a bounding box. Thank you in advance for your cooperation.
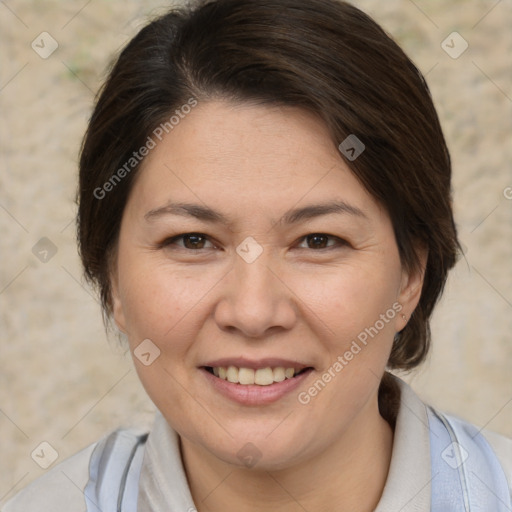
[126,100,380,220]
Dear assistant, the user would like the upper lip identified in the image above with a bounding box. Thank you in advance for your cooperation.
[201,357,313,370]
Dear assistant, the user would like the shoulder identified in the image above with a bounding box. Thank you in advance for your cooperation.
[2,426,148,512]
[429,406,512,501]
[392,376,512,499]
[481,428,512,491]
[2,442,96,512]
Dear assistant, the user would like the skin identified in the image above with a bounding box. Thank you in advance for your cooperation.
[111,100,425,512]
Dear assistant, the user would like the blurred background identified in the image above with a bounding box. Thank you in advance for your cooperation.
[1,0,511,503]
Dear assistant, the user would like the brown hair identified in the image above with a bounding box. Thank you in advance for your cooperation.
[77,0,459,370]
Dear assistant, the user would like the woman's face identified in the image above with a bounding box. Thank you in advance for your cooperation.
[112,100,423,470]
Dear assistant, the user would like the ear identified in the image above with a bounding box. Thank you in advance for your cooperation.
[110,267,127,334]
[396,246,428,332]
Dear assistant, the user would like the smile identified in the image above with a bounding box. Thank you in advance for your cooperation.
[200,365,314,405]
[205,365,310,386]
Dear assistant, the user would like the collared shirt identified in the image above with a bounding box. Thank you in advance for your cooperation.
[137,375,433,511]
[3,377,511,511]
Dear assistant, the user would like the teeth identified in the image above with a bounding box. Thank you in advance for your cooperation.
[209,366,305,385]
[273,367,286,382]
[239,367,255,385]
[255,367,274,386]
[226,366,239,383]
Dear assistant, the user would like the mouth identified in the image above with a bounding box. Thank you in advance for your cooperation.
[202,365,313,386]
[199,362,315,405]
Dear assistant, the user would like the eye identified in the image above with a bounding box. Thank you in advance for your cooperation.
[297,233,346,250]
[162,233,216,250]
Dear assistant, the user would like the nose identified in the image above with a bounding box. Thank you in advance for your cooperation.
[213,251,297,338]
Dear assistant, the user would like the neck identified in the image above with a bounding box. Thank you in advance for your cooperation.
[181,398,394,512]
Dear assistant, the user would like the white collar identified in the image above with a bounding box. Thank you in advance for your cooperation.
[375,375,431,511]
[138,376,431,511]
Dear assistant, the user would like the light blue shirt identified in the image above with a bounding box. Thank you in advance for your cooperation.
[3,376,511,511]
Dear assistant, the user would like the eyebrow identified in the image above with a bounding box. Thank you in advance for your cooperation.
[280,201,367,225]
[145,202,229,224]
[144,200,367,225]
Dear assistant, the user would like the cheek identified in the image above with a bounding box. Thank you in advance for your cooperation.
[297,267,399,414]
[297,263,400,340]
[117,255,231,360]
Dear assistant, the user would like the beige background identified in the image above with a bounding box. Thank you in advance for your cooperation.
[1,0,511,504]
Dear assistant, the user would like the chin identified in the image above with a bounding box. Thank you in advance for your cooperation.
[212,431,310,472]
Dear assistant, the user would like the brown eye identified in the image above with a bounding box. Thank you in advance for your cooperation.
[182,234,208,249]
[306,234,329,249]
[297,233,346,250]
[163,233,214,250]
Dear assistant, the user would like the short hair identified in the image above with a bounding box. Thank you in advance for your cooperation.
[77,0,460,370]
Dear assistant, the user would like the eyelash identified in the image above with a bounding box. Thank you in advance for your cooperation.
[161,233,217,251]
[160,232,348,251]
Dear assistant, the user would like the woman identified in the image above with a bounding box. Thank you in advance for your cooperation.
[5,0,511,510]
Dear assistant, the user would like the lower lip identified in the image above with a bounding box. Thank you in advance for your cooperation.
[200,368,314,405]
